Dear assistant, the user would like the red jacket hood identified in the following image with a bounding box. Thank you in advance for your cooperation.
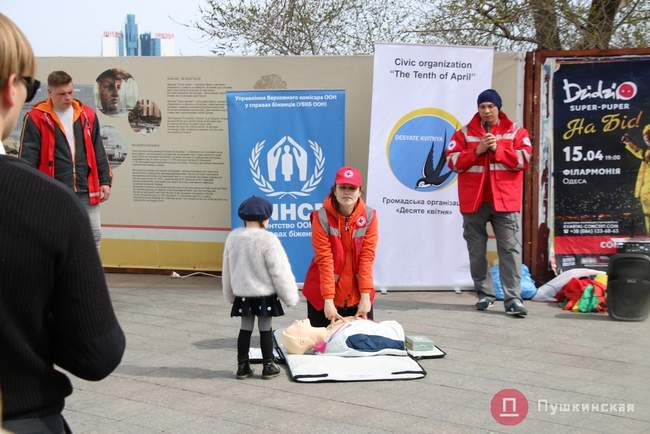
[31,98,85,133]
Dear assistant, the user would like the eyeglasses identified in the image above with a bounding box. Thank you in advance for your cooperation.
[21,77,40,103]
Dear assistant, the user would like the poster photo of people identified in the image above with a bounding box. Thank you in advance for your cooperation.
[552,57,650,271]
[95,68,138,116]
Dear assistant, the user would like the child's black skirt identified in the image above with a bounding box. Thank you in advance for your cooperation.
[231,295,284,317]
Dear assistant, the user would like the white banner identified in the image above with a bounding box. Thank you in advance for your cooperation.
[367,43,494,288]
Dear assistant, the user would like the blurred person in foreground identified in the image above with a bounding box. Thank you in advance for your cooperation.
[0,13,125,434]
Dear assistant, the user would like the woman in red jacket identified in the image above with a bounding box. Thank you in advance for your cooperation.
[302,166,379,327]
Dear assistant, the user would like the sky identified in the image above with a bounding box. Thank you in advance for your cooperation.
[3,0,215,56]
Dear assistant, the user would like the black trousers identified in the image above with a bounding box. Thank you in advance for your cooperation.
[307,302,374,328]
[2,414,71,433]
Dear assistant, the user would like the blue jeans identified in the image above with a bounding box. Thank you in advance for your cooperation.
[77,193,102,252]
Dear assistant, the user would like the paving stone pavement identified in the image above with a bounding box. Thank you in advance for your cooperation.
[58,273,650,433]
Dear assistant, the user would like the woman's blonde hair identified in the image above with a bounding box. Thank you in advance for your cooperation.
[0,13,35,85]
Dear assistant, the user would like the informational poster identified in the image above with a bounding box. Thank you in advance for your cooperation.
[367,43,494,288]
[6,58,235,270]
[227,90,345,280]
[552,57,650,271]
[7,55,522,272]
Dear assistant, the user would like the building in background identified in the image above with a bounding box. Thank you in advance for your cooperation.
[102,14,175,56]
[124,14,139,56]
[155,33,176,57]
[140,33,161,56]
[139,99,161,118]
[101,31,125,57]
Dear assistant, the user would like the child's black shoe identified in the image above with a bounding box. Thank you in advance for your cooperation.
[262,361,280,379]
[236,362,254,379]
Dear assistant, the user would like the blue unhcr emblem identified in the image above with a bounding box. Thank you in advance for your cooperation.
[249,135,325,199]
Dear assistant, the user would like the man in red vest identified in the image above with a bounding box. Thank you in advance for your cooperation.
[446,89,533,317]
[20,70,112,251]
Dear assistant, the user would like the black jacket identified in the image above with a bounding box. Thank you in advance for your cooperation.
[19,99,112,192]
[0,156,124,420]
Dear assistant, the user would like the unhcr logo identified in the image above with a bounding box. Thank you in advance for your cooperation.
[250,135,325,198]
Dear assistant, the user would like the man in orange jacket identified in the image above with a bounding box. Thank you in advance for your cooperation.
[446,89,533,317]
[20,71,112,251]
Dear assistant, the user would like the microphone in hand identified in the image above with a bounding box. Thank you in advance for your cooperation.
[483,122,497,152]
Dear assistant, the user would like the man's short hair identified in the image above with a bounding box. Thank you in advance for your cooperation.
[47,71,72,87]
[0,13,35,86]
[96,68,132,84]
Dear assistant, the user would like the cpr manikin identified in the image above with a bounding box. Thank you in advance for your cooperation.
[281,319,329,355]
[281,318,406,357]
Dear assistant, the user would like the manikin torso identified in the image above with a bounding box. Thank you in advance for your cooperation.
[281,318,406,357]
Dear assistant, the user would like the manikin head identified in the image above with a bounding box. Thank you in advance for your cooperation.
[281,319,329,355]
[281,318,359,354]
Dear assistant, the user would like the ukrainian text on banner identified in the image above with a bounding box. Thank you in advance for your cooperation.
[227,90,345,281]
[552,57,650,272]
[367,43,493,288]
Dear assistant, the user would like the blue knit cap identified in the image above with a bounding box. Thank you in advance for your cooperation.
[477,89,502,109]
[238,195,273,221]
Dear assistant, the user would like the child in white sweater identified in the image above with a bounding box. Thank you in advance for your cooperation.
[222,196,299,379]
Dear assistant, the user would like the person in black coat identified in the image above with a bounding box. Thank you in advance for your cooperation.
[0,13,125,434]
